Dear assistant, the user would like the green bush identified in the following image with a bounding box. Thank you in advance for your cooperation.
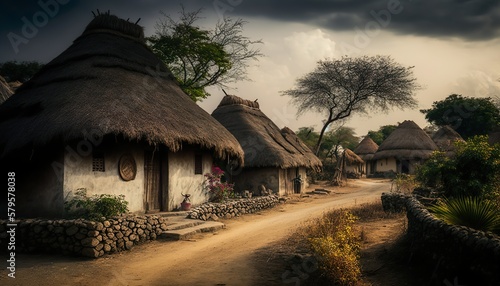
[65,189,129,221]
[416,136,500,201]
[429,197,500,234]
[303,209,361,285]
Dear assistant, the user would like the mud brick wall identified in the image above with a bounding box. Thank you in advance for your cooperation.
[188,195,280,220]
[0,215,168,258]
[381,193,500,284]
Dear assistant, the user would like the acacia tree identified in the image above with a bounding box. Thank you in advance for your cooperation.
[147,8,262,101]
[282,55,419,155]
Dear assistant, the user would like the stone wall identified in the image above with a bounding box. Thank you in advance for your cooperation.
[381,193,500,284]
[188,195,280,221]
[0,215,168,258]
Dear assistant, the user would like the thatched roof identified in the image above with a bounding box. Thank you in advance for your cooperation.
[343,149,364,165]
[212,94,322,170]
[8,81,22,92]
[0,75,12,103]
[372,120,438,160]
[353,136,378,161]
[432,125,464,153]
[0,14,243,162]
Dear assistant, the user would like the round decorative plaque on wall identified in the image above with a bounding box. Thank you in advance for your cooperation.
[119,154,137,181]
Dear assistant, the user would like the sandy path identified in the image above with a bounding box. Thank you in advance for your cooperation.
[1,179,390,286]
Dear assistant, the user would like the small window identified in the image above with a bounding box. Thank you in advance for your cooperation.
[194,153,203,174]
[92,152,105,172]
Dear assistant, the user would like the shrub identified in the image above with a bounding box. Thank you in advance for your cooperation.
[429,197,500,234]
[391,173,418,194]
[204,166,235,202]
[65,189,129,221]
[303,209,361,285]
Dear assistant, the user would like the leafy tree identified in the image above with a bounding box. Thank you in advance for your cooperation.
[420,94,500,139]
[367,125,397,145]
[283,55,419,155]
[296,126,359,161]
[147,7,262,101]
[0,61,44,82]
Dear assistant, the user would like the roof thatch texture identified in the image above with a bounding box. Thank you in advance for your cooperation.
[432,125,464,153]
[372,120,438,160]
[8,81,22,92]
[343,149,364,165]
[212,94,322,170]
[0,75,12,103]
[0,14,243,162]
[353,136,379,161]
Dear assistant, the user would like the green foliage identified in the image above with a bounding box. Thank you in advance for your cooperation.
[430,197,500,234]
[391,173,418,194]
[416,136,500,200]
[295,126,359,161]
[147,7,261,101]
[64,189,129,221]
[367,124,397,145]
[0,60,44,82]
[303,209,361,285]
[420,94,500,139]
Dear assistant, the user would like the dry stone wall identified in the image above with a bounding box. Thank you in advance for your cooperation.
[381,193,500,284]
[188,195,280,220]
[0,215,168,258]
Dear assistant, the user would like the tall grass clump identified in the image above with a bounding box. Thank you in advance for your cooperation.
[429,197,500,234]
[302,209,361,285]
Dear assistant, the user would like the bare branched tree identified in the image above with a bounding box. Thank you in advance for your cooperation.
[147,7,262,101]
[282,55,420,155]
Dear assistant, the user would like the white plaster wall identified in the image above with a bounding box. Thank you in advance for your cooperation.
[232,167,280,195]
[168,150,212,210]
[376,157,397,172]
[63,143,145,213]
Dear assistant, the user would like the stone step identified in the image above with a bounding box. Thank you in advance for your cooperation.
[156,211,190,218]
[160,221,225,240]
[165,219,204,231]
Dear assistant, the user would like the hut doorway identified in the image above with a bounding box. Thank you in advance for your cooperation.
[144,150,164,212]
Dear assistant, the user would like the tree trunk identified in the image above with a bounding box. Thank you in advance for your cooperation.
[314,111,334,156]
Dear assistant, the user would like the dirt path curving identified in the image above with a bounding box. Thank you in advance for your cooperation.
[1,179,391,286]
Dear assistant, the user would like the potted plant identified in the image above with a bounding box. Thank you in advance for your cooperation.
[180,193,191,211]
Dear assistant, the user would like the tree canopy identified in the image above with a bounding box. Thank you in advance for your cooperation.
[0,61,44,82]
[283,55,420,155]
[147,7,262,101]
[296,125,359,161]
[420,94,500,139]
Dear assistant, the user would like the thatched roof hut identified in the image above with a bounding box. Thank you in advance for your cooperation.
[212,94,322,170]
[373,120,438,160]
[0,75,12,103]
[343,148,364,165]
[0,14,243,162]
[354,136,379,161]
[432,125,464,154]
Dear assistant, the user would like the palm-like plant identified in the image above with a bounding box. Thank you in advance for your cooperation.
[430,197,500,234]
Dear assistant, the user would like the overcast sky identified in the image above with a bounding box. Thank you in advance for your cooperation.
[2,0,500,137]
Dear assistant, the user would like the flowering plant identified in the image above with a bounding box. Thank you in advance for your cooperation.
[204,166,234,202]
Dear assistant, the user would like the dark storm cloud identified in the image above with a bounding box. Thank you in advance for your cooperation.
[220,0,500,40]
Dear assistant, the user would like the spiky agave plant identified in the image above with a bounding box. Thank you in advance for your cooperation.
[429,197,500,234]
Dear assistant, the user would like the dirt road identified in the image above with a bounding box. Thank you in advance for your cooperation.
[1,179,390,286]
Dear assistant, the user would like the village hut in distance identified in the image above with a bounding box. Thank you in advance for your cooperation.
[212,94,322,196]
[372,120,438,174]
[353,136,379,176]
[432,125,464,156]
[0,14,243,218]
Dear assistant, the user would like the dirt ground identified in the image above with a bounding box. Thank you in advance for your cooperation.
[0,179,424,286]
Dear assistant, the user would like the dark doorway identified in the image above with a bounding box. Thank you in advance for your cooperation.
[144,150,163,212]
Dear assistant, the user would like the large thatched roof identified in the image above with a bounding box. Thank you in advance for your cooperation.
[212,94,322,170]
[0,14,243,162]
[432,125,464,153]
[353,136,378,161]
[0,75,12,103]
[372,120,438,160]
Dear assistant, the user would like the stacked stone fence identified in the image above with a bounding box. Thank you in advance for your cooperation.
[0,215,168,258]
[381,192,500,284]
[188,195,280,220]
